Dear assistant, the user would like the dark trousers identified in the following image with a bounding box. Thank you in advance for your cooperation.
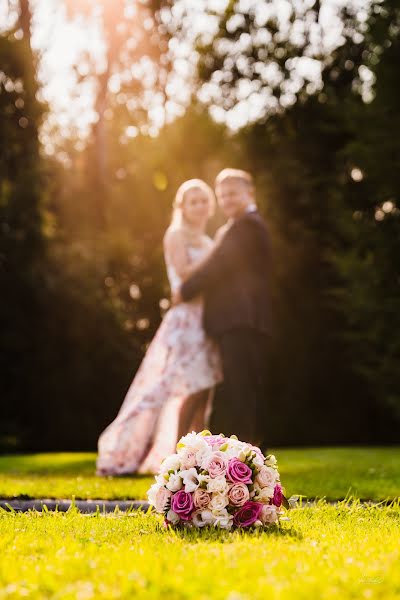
[213,328,269,446]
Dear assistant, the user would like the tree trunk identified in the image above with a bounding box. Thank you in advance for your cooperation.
[90,2,126,230]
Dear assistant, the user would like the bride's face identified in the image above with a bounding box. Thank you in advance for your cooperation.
[182,188,210,227]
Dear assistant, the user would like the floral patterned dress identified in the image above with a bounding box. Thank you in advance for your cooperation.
[96,241,222,475]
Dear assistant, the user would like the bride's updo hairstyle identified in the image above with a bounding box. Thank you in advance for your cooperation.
[171,179,215,228]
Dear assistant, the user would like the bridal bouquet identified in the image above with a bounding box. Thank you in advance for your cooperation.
[147,431,288,530]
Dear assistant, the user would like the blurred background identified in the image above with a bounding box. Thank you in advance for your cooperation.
[0,0,399,452]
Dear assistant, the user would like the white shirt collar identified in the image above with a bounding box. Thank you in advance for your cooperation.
[227,204,258,226]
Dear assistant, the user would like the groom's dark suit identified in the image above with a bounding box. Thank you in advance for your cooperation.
[180,209,271,444]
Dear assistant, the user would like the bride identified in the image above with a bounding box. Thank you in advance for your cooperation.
[96,179,222,475]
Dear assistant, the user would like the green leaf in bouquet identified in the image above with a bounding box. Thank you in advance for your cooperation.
[163,497,171,516]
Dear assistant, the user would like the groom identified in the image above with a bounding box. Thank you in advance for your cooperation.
[174,168,271,446]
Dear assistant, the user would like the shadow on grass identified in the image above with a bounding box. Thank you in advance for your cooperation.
[164,523,303,543]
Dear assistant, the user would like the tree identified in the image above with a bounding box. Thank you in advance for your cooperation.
[0,0,46,449]
[64,0,173,227]
[331,0,400,421]
[191,0,399,442]
[0,0,152,451]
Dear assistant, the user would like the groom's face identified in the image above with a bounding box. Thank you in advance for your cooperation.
[216,179,253,219]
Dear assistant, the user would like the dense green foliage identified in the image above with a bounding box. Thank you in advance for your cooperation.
[0,28,45,449]
[0,24,140,451]
[197,0,400,443]
[332,2,400,421]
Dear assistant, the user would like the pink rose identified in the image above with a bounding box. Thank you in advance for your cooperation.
[233,501,263,528]
[155,487,172,513]
[171,490,194,521]
[205,452,227,478]
[203,435,225,448]
[272,484,283,507]
[228,483,250,507]
[261,504,278,525]
[193,488,211,509]
[226,458,253,484]
[180,448,197,470]
[255,466,277,489]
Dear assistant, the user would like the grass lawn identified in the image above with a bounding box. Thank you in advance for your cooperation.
[0,447,399,501]
[1,449,399,599]
[1,501,399,599]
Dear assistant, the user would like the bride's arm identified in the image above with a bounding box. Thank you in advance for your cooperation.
[163,229,198,281]
[185,237,214,277]
[182,227,225,276]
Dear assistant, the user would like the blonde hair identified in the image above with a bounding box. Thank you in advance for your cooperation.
[215,168,254,191]
[171,178,215,227]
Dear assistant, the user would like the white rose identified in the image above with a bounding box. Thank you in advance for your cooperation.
[212,508,233,530]
[148,484,172,512]
[192,509,216,527]
[180,447,198,470]
[160,453,181,473]
[166,472,183,492]
[223,439,246,459]
[220,447,235,460]
[261,504,279,525]
[252,453,264,469]
[191,510,209,527]
[177,431,198,447]
[207,476,228,494]
[262,489,275,501]
[196,444,213,468]
[191,510,205,528]
[147,482,162,507]
[177,432,209,455]
[254,485,275,502]
[180,467,200,493]
[265,454,277,467]
[166,509,180,525]
[209,492,229,511]
[255,466,278,489]
[155,473,166,485]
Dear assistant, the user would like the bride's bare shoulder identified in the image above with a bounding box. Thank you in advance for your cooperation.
[163,226,184,248]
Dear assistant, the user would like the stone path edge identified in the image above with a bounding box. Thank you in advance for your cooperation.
[0,499,150,513]
[0,498,392,513]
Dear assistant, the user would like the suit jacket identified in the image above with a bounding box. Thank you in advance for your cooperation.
[181,211,271,337]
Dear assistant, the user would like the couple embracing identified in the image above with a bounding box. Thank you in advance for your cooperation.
[97,168,271,476]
